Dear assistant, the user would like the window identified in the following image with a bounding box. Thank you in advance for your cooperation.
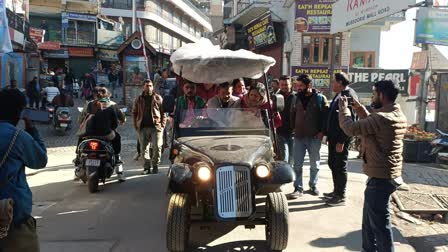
[182,18,189,32]
[64,20,95,46]
[162,31,171,49]
[302,34,342,65]
[162,4,172,21]
[145,25,158,44]
[173,13,181,28]
[350,51,375,68]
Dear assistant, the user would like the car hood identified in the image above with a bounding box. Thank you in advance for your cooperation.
[177,135,273,166]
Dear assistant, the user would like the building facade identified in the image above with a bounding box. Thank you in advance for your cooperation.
[27,0,212,84]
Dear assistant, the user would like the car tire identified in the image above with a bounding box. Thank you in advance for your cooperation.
[166,193,190,252]
[87,175,99,193]
[265,192,289,251]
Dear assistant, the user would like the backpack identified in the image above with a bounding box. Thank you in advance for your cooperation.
[0,129,21,239]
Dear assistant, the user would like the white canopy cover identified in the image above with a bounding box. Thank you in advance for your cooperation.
[170,38,276,84]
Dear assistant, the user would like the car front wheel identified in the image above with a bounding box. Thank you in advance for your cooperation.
[265,192,289,251]
[166,193,190,252]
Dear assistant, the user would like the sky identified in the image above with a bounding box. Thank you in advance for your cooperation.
[379,2,448,69]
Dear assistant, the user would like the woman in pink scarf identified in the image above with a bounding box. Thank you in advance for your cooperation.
[241,82,282,128]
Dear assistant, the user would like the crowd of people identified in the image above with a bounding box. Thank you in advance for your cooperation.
[0,67,407,251]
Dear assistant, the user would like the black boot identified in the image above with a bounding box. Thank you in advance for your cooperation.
[152,165,158,174]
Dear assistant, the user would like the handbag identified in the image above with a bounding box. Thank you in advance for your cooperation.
[77,114,94,136]
[0,129,21,239]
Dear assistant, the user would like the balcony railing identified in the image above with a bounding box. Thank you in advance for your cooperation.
[183,0,211,22]
[236,0,270,16]
[101,0,144,10]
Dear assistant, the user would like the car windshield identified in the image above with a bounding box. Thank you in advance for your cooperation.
[178,108,269,131]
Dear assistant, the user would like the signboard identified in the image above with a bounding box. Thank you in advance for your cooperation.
[0,0,13,53]
[330,0,414,34]
[68,47,94,57]
[295,0,335,33]
[347,68,409,94]
[43,49,68,58]
[65,12,96,22]
[415,8,448,46]
[29,27,43,44]
[98,49,118,61]
[38,41,60,50]
[411,51,428,70]
[246,13,276,50]
[291,66,347,90]
[97,29,124,49]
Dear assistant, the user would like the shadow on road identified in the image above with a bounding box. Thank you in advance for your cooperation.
[406,233,448,252]
[191,240,269,252]
[309,229,361,251]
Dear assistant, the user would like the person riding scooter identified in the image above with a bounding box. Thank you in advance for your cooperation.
[76,87,126,181]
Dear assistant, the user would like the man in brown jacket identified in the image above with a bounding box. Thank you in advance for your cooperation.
[338,80,407,252]
[133,79,166,174]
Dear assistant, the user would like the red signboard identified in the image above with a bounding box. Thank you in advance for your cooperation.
[29,27,44,44]
[68,47,94,57]
[38,41,61,50]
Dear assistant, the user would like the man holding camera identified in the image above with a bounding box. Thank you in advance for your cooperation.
[324,72,358,206]
[338,80,407,252]
[0,89,48,251]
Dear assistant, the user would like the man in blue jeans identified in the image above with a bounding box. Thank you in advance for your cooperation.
[277,76,295,165]
[338,80,407,252]
[289,74,328,199]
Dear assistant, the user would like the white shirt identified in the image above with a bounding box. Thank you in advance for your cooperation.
[43,87,60,103]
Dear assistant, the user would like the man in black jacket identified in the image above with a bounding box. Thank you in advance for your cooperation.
[277,76,295,165]
[325,72,358,206]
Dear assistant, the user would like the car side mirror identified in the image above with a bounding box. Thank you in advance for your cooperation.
[163,95,175,114]
[271,94,284,112]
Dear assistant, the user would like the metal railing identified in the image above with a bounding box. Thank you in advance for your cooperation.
[101,0,144,10]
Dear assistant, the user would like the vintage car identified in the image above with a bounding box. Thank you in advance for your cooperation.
[165,39,295,252]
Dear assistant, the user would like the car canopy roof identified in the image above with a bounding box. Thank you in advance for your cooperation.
[170,38,276,84]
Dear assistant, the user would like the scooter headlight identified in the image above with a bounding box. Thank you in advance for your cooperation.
[255,164,270,178]
[197,166,211,181]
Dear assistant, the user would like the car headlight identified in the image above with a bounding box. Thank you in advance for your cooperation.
[197,166,211,181]
[255,164,270,178]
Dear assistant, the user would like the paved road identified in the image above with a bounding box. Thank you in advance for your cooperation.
[27,98,415,252]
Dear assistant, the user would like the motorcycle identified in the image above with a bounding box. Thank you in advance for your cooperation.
[430,129,448,169]
[52,107,72,135]
[74,106,127,193]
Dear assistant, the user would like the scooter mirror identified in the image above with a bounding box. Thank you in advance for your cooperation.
[77,107,84,113]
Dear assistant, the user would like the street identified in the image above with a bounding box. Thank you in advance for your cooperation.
[26,105,416,252]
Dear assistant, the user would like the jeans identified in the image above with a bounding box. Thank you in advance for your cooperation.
[293,137,322,190]
[362,178,397,252]
[110,80,117,97]
[138,127,163,168]
[328,139,349,197]
[278,134,294,165]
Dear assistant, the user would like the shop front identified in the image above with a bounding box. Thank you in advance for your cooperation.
[68,47,96,80]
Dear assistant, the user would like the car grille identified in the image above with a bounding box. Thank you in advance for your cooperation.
[216,166,252,218]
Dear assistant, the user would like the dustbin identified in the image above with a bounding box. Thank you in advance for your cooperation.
[403,140,434,163]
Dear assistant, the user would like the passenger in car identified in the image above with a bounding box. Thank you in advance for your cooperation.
[176,80,206,128]
[241,82,282,128]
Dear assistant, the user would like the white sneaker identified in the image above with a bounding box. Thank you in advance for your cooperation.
[117,172,126,182]
[133,152,140,161]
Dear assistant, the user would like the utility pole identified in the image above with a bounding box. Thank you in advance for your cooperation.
[132,0,136,33]
[417,0,433,129]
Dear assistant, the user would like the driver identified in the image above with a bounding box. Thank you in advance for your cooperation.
[207,82,241,109]
[176,80,206,128]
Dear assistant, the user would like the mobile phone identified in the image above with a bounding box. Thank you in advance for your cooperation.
[346,97,354,106]
[20,108,50,122]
